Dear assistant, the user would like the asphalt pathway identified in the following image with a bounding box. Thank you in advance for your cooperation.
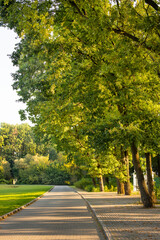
[0,186,103,240]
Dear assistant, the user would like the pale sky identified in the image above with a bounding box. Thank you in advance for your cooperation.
[0,27,32,126]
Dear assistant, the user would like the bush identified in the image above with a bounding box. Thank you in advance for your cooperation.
[0,179,12,184]
[74,178,93,190]
[104,185,109,192]
[107,176,117,189]
[84,185,94,192]
[109,185,117,192]
[92,186,100,192]
[104,185,117,192]
[43,167,70,185]
[74,177,118,192]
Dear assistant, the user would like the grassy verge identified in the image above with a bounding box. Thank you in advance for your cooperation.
[0,185,53,216]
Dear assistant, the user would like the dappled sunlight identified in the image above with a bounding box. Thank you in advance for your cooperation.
[0,186,100,240]
[82,191,160,239]
[0,185,52,216]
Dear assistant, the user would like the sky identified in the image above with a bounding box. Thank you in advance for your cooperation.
[0,27,32,126]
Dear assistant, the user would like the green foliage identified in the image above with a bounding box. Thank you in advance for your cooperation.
[14,154,70,185]
[74,178,93,190]
[0,179,12,184]
[0,123,37,177]
[154,176,160,199]
[84,185,94,192]
[104,185,117,192]
[42,163,70,185]
[106,176,117,189]
[0,0,160,202]
[0,157,11,181]
[49,148,58,161]
[0,123,66,184]
[74,176,117,192]
[92,186,101,192]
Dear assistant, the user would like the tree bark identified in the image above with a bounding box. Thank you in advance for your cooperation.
[131,142,154,208]
[124,150,131,195]
[145,152,155,202]
[99,174,104,192]
[117,178,125,194]
[92,178,97,187]
[157,154,160,177]
[145,0,159,11]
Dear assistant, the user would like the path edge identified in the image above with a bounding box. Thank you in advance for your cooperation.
[0,186,54,221]
[75,189,112,240]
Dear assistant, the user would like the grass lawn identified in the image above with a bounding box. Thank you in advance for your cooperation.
[0,185,53,216]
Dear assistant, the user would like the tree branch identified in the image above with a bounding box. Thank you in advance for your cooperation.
[145,0,159,11]
[112,27,159,54]
[68,0,87,18]
[112,28,140,42]
[77,49,98,65]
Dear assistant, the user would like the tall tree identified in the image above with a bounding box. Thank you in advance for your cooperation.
[0,123,36,177]
[0,0,160,207]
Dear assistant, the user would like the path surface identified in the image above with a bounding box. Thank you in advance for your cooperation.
[0,186,103,240]
[79,191,160,240]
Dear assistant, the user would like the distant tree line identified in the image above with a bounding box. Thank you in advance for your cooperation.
[0,123,70,184]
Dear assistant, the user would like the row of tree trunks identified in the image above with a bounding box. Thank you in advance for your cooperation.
[131,142,154,208]
[117,148,131,195]
[124,150,131,195]
[145,152,155,202]
[99,175,131,195]
[95,146,155,208]
[117,143,155,207]
[117,178,125,194]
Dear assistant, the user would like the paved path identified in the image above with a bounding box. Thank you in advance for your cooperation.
[79,191,160,240]
[0,186,104,240]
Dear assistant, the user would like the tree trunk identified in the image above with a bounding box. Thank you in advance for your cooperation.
[117,178,125,194]
[145,152,155,202]
[157,154,160,177]
[131,142,153,208]
[124,150,131,195]
[120,146,131,195]
[92,178,97,187]
[99,174,104,192]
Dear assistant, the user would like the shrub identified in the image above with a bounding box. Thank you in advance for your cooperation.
[108,176,117,188]
[109,185,117,192]
[104,185,109,192]
[84,185,94,192]
[74,178,93,190]
[0,179,12,184]
[104,185,117,192]
[92,186,100,192]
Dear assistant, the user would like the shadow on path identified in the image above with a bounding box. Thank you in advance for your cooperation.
[0,186,102,240]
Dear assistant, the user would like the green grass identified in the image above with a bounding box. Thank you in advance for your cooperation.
[0,185,53,216]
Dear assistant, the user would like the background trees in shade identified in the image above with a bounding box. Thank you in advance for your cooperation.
[0,123,70,184]
[14,154,70,185]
